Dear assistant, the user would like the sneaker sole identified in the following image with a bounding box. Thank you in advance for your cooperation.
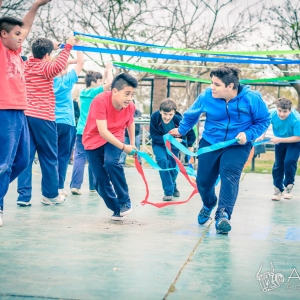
[41,199,65,205]
[216,219,231,234]
[120,207,132,217]
[163,197,173,201]
[71,191,81,195]
[111,216,123,221]
[283,196,292,200]
[17,202,32,207]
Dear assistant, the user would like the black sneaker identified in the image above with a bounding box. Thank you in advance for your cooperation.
[163,195,173,201]
[111,211,123,221]
[120,202,132,216]
[173,188,180,197]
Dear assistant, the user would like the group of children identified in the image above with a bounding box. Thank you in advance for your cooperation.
[1,1,299,233]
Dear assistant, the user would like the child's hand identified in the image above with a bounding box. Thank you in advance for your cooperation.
[66,36,77,46]
[169,128,180,136]
[175,138,182,142]
[35,0,52,6]
[124,144,137,155]
[270,137,281,144]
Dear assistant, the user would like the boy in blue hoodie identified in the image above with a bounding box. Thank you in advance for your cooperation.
[150,98,196,201]
[170,66,270,234]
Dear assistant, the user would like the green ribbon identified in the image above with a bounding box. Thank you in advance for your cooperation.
[77,36,300,56]
[113,61,300,83]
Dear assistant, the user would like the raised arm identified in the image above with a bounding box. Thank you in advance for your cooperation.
[102,62,113,91]
[21,0,52,41]
[73,40,84,76]
[0,1,3,10]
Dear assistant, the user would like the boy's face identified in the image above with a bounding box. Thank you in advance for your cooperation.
[211,76,234,99]
[160,110,175,124]
[277,107,291,120]
[112,86,135,108]
[1,25,23,51]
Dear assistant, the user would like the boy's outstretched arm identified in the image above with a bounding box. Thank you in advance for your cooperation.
[73,40,84,75]
[0,1,3,10]
[21,0,52,41]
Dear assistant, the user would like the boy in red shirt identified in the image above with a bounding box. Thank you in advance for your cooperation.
[83,73,138,220]
[0,0,52,227]
[17,36,77,206]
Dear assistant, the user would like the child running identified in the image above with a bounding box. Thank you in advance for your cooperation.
[70,63,113,195]
[83,73,138,220]
[150,98,195,201]
[0,0,52,227]
[259,98,300,200]
[169,65,270,234]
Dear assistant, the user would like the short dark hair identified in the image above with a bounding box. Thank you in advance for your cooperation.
[0,16,24,35]
[111,73,138,90]
[210,65,241,89]
[159,98,177,112]
[32,38,54,59]
[94,71,103,80]
[85,71,102,87]
[276,97,292,110]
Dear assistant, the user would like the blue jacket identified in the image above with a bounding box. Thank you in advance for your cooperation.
[150,110,196,147]
[178,85,271,144]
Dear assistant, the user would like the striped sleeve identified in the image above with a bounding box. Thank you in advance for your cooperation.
[43,44,73,80]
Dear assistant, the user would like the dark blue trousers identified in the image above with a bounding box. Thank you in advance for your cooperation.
[272,142,300,191]
[86,142,130,213]
[0,110,29,210]
[17,116,59,201]
[152,144,179,196]
[70,134,95,190]
[57,123,76,189]
[196,138,252,219]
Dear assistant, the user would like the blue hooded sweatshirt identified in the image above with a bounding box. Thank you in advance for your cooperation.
[178,85,271,145]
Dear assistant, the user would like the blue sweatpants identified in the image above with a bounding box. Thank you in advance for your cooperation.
[272,142,300,191]
[152,144,179,196]
[0,110,29,210]
[85,142,131,213]
[196,138,252,219]
[57,123,76,189]
[70,134,95,190]
[17,116,59,201]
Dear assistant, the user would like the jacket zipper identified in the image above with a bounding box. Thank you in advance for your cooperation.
[224,102,230,141]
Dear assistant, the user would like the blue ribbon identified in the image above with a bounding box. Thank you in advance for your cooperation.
[62,44,300,65]
[73,31,291,62]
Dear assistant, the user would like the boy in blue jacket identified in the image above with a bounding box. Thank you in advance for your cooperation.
[150,98,196,201]
[170,66,270,234]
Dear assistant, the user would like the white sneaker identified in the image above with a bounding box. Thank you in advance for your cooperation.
[271,187,282,201]
[71,188,82,195]
[0,211,3,227]
[41,195,66,205]
[58,189,68,197]
[282,184,293,199]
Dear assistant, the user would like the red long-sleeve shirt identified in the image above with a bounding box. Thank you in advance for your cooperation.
[24,44,72,121]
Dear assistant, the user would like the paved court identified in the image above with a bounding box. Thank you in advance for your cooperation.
[0,164,299,300]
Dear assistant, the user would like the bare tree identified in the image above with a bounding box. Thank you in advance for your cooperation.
[262,0,300,111]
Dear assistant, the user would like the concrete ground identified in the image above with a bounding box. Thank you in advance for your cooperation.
[0,164,299,300]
